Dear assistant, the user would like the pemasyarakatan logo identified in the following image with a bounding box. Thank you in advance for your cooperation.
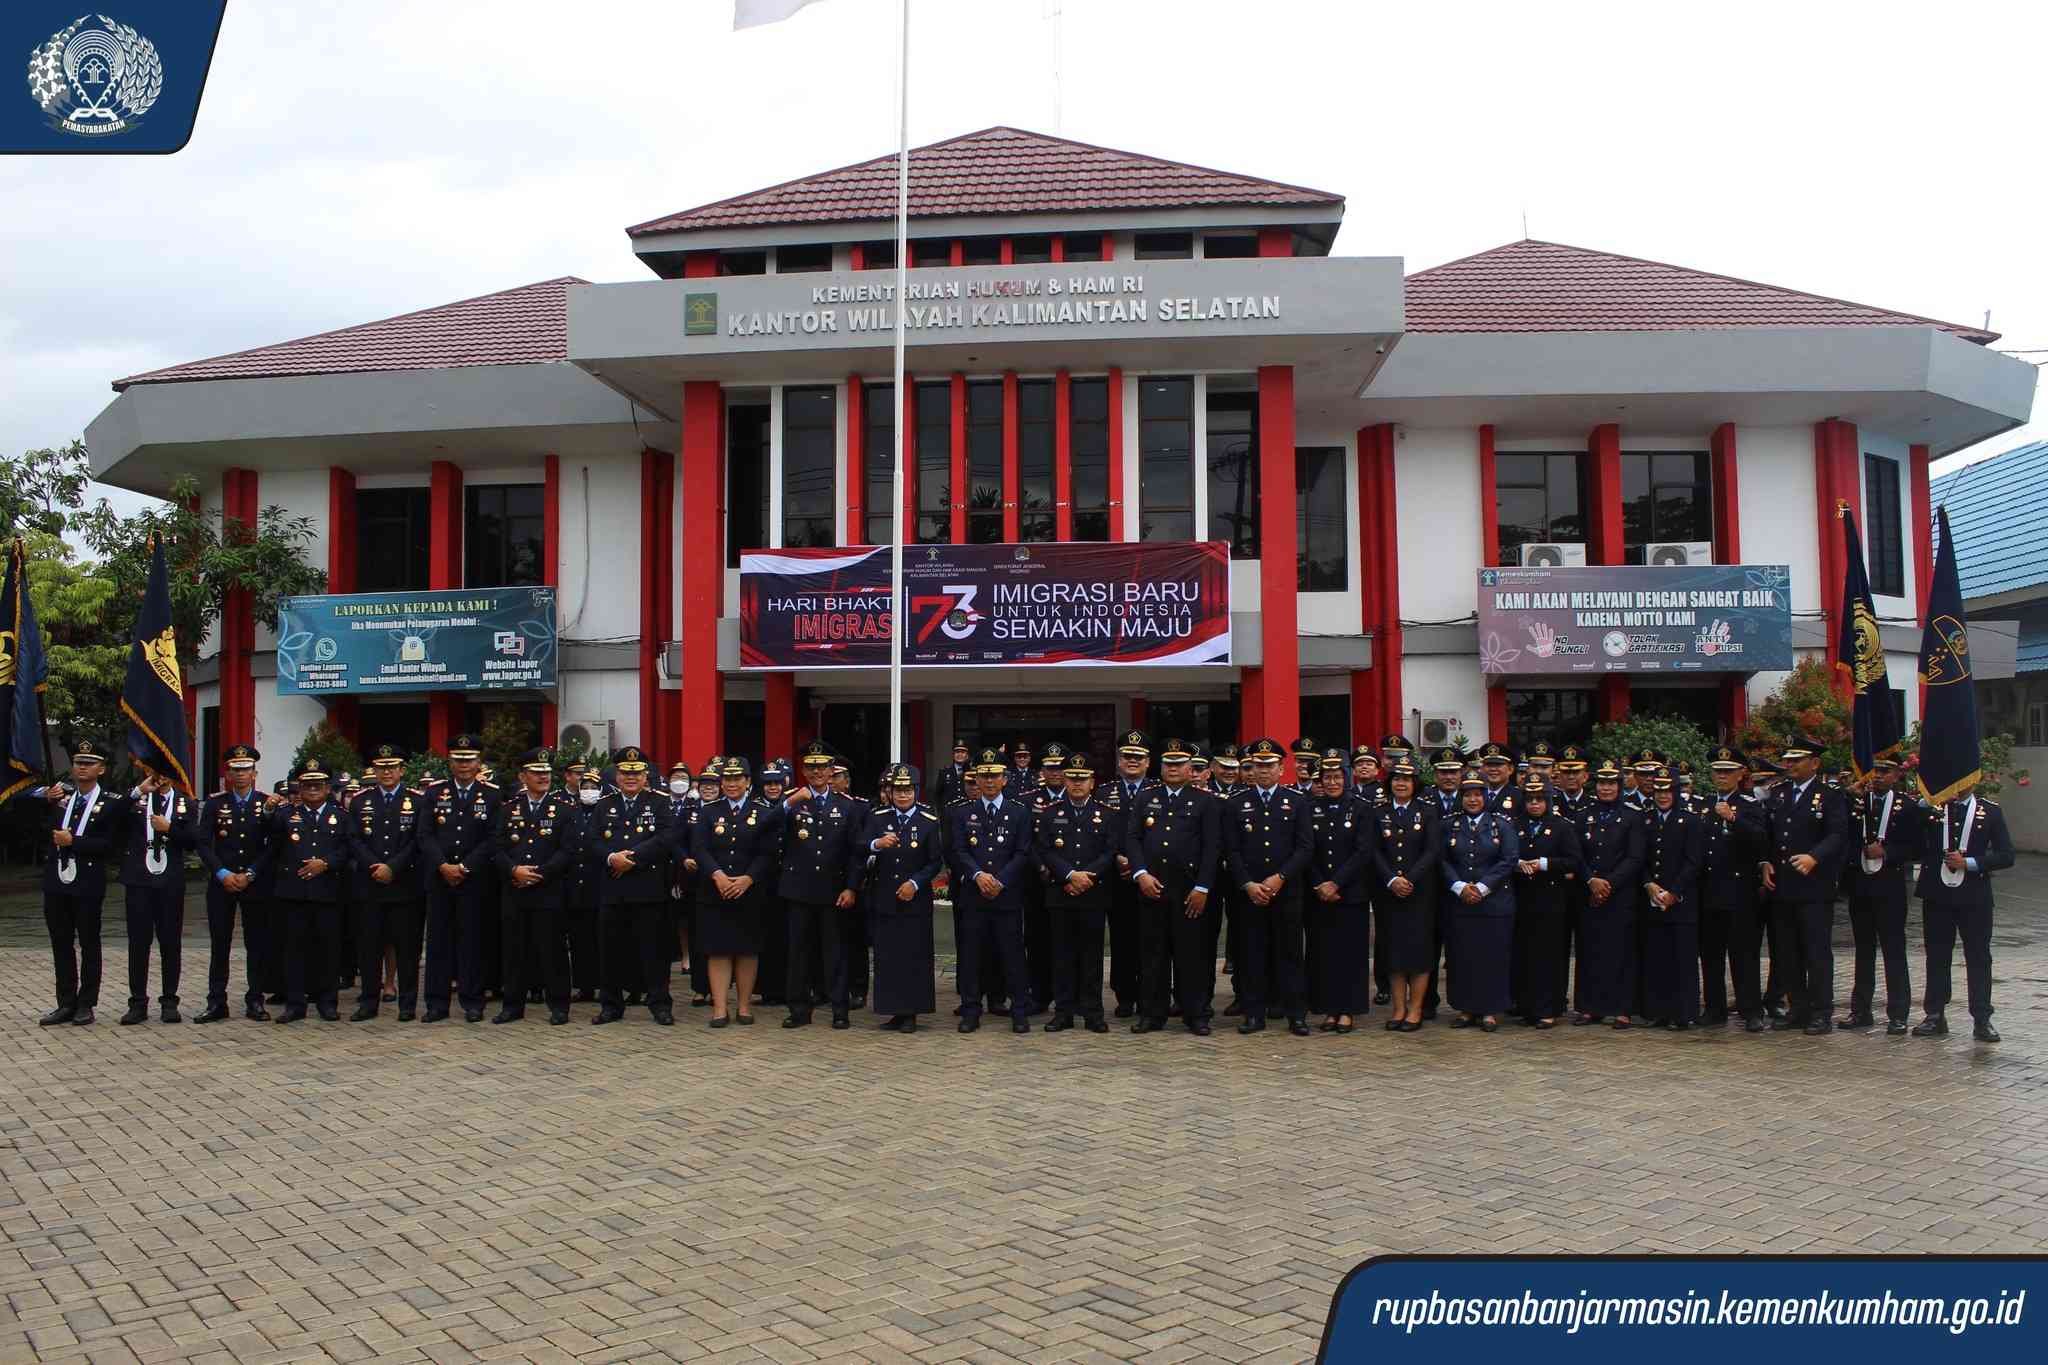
[26,14,163,137]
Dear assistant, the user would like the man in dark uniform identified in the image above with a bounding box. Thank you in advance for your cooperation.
[267,763,353,1022]
[1698,745,1767,1030]
[1757,733,1850,1034]
[24,740,129,1026]
[1021,742,1069,1014]
[591,746,677,1025]
[418,733,501,1023]
[1575,757,1647,1026]
[1838,756,1918,1034]
[564,763,608,1001]
[856,764,944,1031]
[1007,741,1039,798]
[345,744,421,1021]
[1429,747,1464,819]
[1106,730,1156,1017]
[1627,749,1663,811]
[491,747,578,1025]
[1039,751,1121,1034]
[1350,745,1383,806]
[193,745,277,1023]
[1474,742,1518,817]
[754,760,793,1009]
[1288,737,1320,795]
[780,741,863,1029]
[945,748,1033,1034]
[116,770,194,1025]
[1226,738,1314,1036]
[1640,765,1704,1029]
[1127,739,1222,1035]
[936,741,972,809]
[1913,784,2014,1042]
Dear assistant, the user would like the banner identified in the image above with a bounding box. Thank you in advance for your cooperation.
[120,534,191,795]
[275,587,558,695]
[1475,564,1793,675]
[1835,508,1903,777]
[740,542,1231,669]
[1916,506,1980,803]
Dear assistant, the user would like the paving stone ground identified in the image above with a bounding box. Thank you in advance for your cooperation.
[1,861,2045,1364]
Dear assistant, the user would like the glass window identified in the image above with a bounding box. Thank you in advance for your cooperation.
[776,243,831,274]
[1622,451,1712,564]
[1070,378,1112,542]
[863,383,898,546]
[781,386,836,549]
[1296,446,1347,591]
[1147,699,1240,759]
[1505,689,1595,754]
[965,380,1004,543]
[1204,234,1257,259]
[1017,379,1056,542]
[1206,388,1259,557]
[1060,234,1107,262]
[856,240,895,270]
[1299,694,1350,757]
[355,487,431,593]
[1138,377,1194,542]
[464,484,544,587]
[914,382,950,543]
[1494,452,1586,566]
[1630,685,1720,735]
[911,239,952,268]
[960,236,1003,267]
[726,402,770,567]
[1864,453,1905,596]
[718,249,766,276]
[1135,232,1193,260]
[1011,234,1053,265]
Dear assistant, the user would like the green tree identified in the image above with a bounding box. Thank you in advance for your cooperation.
[0,440,90,540]
[1589,712,1712,777]
[289,721,364,787]
[1895,722,2030,800]
[1738,656,1852,770]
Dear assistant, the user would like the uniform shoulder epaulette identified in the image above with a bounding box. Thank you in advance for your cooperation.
[478,779,500,790]
[424,778,449,790]
[209,789,227,800]
[1981,797,1999,808]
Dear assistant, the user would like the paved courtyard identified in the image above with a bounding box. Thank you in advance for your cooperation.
[1,865,2045,1365]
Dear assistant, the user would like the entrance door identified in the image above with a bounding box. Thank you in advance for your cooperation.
[952,702,1117,772]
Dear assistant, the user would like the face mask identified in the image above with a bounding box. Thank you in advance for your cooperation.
[669,778,689,795]
[579,787,601,806]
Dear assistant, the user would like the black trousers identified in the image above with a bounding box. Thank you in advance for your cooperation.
[1923,899,1993,1023]
[424,876,488,1012]
[123,884,183,1006]
[279,902,342,1011]
[1847,893,1911,1021]
[569,903,601,992]
[1107,877,1141,1007]
[44,890,105,1010]
[599,901,672,1010]
[1704,894,1765,1018]
[958,904,1029,1022]
[1138,875,1216,1023]
[844,899,870,1002]
[1048,903,1107,1022]
[502,900,570,1012]
[1024,901,1053,1011]
[1238,899,1305,1022]
[356,899,422,1011]
[758,884,790,1003]
[786,899,847,1015]
[1643,917,1701,1023]
[204,884,269,1009]
[1769,897,1834,1023]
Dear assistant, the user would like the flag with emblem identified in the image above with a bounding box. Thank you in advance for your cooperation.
[1833,504,1901,777]
[0,539,52,802]
[120,534,192,796]
[1915,505,1979,803]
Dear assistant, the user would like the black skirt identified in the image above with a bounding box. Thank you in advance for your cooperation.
[695,889,764,958]
[870,905,936,1015]
[1575,898,1637,1017]
[1380,893,1437,975]
[1448,912,1513,1016]
[1314,900,1372,1012]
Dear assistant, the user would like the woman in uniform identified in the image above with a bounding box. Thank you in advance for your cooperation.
[856,765,943,1031]
[1511,774,1580,1028]
[687,757,782,1026]
[1371,758,1441,1032]
[1308,750,1373,1033]
[1441,771,1518,1032]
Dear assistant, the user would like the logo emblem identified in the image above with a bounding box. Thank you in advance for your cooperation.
[141,626,180,693]
[1601,630,1630,658]
[1919,615,1971,687]
[28,15,164,137]
[684,293,717,336]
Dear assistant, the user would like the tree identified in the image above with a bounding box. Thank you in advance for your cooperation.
[1895,722,2030,800]
[1738,656,1851,770]
[0,441,91,541]
[1590,712,1712,777]
[290,721,364,788]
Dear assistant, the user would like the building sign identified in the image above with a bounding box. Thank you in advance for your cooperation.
[740,542,1230,670]
[1475,564,1793,675]
[275,587,558,695]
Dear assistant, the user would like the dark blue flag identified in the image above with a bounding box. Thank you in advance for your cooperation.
[1834,506,1901,777]
[121,534,192,796]
[0,539,52,802]
[1916,505,1980,804]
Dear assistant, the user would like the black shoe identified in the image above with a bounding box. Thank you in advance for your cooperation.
[463,1009,484,1023]
[831,1012,849,1030]
[593,1007,624,1025]
[422,1008,449,1023]
[1449,1015,1476,1030]
[398,1007,416,1022]
[1044,1014,1074,1033]
[160,1004,181,1024]
[902,1016,917,1033]
[38,1006,75,1027]
[735,1012,755,1025]
[246,1005,271,1022]
[1836,1012,1874,1030]
[1886,1019,1909,1035]
[879,1015,905,1032]
[67,1006,94,1026]
[1973,1022,2000,1042]
[958,1016,980,1033]
[783,1013,810,1028]
[1131,1018,1161,1034]
[1288,1018,1312,1037]
[1012,1018,1030,1034]
[194,1004,229,1024]
[1223,998,1244,1016]
[317,1005,339,1022]
[549,1010,569,1025]
[276,1007,305,1023]
[1373,990,1391,1006]
[350,1003,378,1022]
[1113,1001,1135,1018]
[1190,1021,1212,1036]
[1237,1017,1266,1035]
[1912,1015,1949,1037]
[1742,1013,1766,1033]
[653,1008,675,1026]
[1769,1017,1804,1032]
[707,1015,729,1028]
[1084,1017,1108,1033]
[1804,1020,1833,1036]
[119,1004,147,1026]
[491,1009,523,1024]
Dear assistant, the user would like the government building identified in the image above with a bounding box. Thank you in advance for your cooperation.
[84,127,2036,789]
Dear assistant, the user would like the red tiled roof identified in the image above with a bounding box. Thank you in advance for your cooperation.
[113,277,586,389]
[1404,239,1997,343]
[626,126,1342,237]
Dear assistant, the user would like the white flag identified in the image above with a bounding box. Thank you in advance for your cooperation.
[734,0,827,28]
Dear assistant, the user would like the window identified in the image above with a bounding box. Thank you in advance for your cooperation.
[1017,379,1056,542]
[961,236,1003,267]
[781,386,836,548]
[1622,451,1712,564]
[1630,685,1721,735]
[914,382,950,543]
[726,402,770,567]
[1070,378,1112,542]
[1206,387,1258,557]
[1204,234,1257,259]
[1138,377,1194,542]
[1060,233,1107,262]
[1146,699,1240,758]
[1299,695,1351,757]
[718,249,767,276]
[911,239,952,268]
[965,380,1004,543]
[2028,700,2047,748]
[1011,234,1053,264]
[862,383,898,546]
[1296,446,1347,591]
[1135,232,1193,260]
[856,240,894,270]
[464,484,544,587]
[1864,453,1905,596]
[1505,689,1595,754]
[776,244,831,274]
[1494,453,1585,567]
[355,487,431,592]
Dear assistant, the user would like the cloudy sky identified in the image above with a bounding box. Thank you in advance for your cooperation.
[4,0,2041,515]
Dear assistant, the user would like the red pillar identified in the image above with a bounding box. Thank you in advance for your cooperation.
[325,467,360,747]
[845,377,865,542]
[427,461,464,755]
[541,454,560,749]
[1253,365,1299,743]
[639,448,668,757]
[220,468,259,749]
[1597,676,1629,724]
[680,382,725,756]
[1813,419,1860,700]
[1721,678,1748,736]
[1350,423,1402,742]
[1106,367,1125,541]
[1586,423,1623,565]
[1477,424,1500,568]
[901,380,917,540]
[907,699,929,771]
[764,673,797,762]
[1054,369,1073,541]
[1239,670,1264,746]
[1001,371,1020,541]
[1910,441,1933,719]
[948,373,968,543]
[1488,686,1510,747]
[1130,698,1148,733]
[1710,423,1741,563]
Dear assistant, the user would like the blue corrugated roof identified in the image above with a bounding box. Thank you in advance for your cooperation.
[1930,440,2048,601]
[2020,621,2048,675]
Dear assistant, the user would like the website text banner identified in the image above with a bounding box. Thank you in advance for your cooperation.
[739,542,1231,670]
[275,588,558,695]
[1476,564,1794,675]
[1320,1256,2043,1365]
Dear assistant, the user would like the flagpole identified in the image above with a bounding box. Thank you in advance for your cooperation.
[18,541,55,786]
[886,0,910,764]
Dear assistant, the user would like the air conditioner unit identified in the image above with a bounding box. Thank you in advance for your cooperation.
[1646,541,1715,567]
[1417,713,1465,749]
[1518,541,1587,568]
[557,718,615,755]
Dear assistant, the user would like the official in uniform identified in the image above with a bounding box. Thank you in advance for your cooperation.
[755,760,792,1009]
[1757,733,1849,1034]
[689,755,780,1027]
[1287,737,1321,794]
[346,744,422,1021]
[1912,785,2014,1042]
[585,747,676,1024]
[1473,742,1518,817]
[1547,744,1592,1020]
[856,764,942,1031]
[418,733,501,1023]
[1040,751,1122,1034]
[1007,741,1039,797]
[1225,738,1313,1036]
[780,741,863,1029]
[945,748,1034,1033]
[116,771,193,1025]
[1640,766,1704,1028]
[492,748,578,1025]
[935,741,972,809]
[1307,750,1372,1032]
[1127,738,1221,1034]
[267,763,353,1022]
[1510,775,1578,1027]
[1373,757,1441,1031]
[1022,742,1069,1014]
[1106,730,1156,1017]
[25,740,128,1026]
[1839,756,1917,1034]
[562,759,604,1001]
[1574,758,1646,1028]
[1442,771,1518,1031]
[194,744,274,1022]
[1698,746,1768,1031]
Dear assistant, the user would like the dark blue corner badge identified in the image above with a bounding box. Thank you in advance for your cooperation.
[1320,1256,2044,1364]
[5,1,227,153]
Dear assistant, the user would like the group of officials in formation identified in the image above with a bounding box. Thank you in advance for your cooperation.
[17,725,2011,1043]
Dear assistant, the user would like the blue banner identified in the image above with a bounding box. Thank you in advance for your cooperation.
[4,2,228,154]
[275,588,558,696]
[1322,1256,2043,1364]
